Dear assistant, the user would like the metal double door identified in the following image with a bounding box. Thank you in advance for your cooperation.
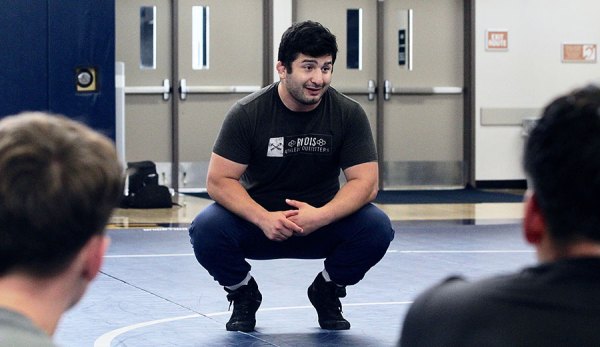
[117,0,466,191]
[296,0,466,189]
[116,0,264,191]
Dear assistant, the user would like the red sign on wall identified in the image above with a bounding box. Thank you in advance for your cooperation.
[562,44,597,63]
[486,30,508,51]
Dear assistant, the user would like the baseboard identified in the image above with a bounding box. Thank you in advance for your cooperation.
[475,180,528,190]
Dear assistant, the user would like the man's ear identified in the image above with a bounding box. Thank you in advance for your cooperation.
[523,192,546,245]
[81,235,110,281]
[276,61,286,79]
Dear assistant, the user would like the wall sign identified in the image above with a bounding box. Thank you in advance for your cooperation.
[485,30,508,51]
[561,43,597,63]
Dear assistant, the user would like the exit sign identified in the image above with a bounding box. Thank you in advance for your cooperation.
[486,30,508,51]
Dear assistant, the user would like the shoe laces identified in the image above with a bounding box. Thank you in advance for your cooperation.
[226,287,258,313]
[318,283,346,314]
[226,291,241,311]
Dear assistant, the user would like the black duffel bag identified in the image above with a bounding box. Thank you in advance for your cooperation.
[121,161,173,209]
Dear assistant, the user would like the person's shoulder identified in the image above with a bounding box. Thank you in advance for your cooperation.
[0,308,56,347]
[326,86,361,108]
[411,273,517,311]
[413,275,473,305]
[237,83,277,107]
[400,276,480,346]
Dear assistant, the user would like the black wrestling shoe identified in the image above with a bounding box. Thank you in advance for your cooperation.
[307,273,351,330]
[224,277,262,332]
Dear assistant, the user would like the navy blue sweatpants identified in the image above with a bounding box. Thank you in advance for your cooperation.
[188,203,394,287]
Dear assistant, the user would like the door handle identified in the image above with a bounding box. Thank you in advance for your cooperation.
[368,80,376,101]
[185,85,261,93]
[180,82,261,98]
[179,79,188,100]
[387,85,463,96]
[162,79,170,100]
[334,80,377,101]
[124,79,171,101]
[384,80,392,100]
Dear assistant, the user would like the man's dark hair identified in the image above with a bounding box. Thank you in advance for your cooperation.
[277,20,338,72]
[524,85,600,243]
[0,113,124,277]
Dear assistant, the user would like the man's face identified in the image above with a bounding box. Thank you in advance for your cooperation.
[277,53,333,112]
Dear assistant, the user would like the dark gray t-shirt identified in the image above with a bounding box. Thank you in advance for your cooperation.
[400,257,600,347]
[213,83,377,211]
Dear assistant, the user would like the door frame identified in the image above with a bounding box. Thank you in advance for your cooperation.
[377,0,474,190]
[465,0,475,188]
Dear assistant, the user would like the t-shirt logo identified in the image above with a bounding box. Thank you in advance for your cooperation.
[267,137,284,157]
[267,134,331,157]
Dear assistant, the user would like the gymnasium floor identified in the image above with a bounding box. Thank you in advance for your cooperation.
[54,193,532,347]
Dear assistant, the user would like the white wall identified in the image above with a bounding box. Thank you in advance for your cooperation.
[475,0,600,181]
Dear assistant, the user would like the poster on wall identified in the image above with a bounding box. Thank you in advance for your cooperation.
[485,30,508,51]
[561,44,597,63]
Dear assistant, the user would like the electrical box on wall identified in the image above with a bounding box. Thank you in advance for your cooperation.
[76,67,98,92]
